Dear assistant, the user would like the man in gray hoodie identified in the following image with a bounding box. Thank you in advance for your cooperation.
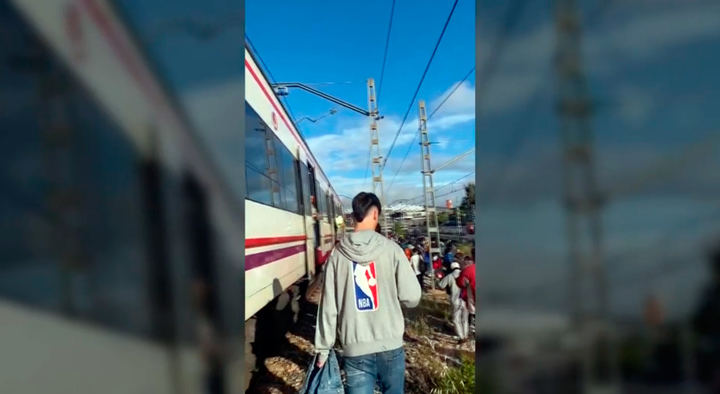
[314,192,422,394]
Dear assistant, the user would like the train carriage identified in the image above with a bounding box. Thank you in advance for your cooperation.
[244,47,344,321]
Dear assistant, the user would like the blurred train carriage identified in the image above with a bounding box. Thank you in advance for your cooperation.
[0,0,344,393]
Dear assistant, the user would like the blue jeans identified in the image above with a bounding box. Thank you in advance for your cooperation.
[342,347,405,394]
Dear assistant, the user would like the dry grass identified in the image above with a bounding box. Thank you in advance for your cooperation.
[404,290,475,393]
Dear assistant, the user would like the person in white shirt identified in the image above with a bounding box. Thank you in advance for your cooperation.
[438,262,469,342]
[410,248,423,291]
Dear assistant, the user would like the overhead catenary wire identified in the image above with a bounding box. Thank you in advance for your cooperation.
[384,0,529,196]
[376,0,396,108]
[385,65,475,191]
[381,0,460,171]
[428,66,476,120]
[246,34,277,83]
[404,170,475,204]
[432,171,475,195]
[246,34,303,131]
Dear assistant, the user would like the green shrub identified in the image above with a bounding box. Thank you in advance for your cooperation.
[433,355,475,394]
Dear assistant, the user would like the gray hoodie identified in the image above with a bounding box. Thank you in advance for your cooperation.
[314,229,421,360]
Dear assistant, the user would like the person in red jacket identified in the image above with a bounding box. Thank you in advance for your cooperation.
[456,257,476,316]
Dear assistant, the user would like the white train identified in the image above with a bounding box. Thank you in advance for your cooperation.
[244,47,344,322]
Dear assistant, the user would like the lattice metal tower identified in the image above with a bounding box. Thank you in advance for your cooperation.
[367,78,388,235]
[554,0,618,392]
[418,100,441,278]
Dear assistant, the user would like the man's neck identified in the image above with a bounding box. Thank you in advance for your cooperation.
[354,222,376,232]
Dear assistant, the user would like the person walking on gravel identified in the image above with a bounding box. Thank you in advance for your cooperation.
[438,261,469,342]
[314,192,422,394]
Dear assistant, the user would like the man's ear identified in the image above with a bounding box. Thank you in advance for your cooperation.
[373,208,379,221]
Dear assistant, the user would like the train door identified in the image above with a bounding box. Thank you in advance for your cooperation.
[308,164,321,262]
[296,153,315,278]
[181,173,225,394]
[328,195,335,241]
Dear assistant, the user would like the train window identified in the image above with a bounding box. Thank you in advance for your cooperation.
[245,104,276,206]
[329,198,335,228]
[0,2,154,338]
[245,104,302,214]
[275,138,299,214]
[317,186,327,220]
[300,162,312,216]
[293,159,304,215]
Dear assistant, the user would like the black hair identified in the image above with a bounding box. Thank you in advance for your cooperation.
[352,192,382,222]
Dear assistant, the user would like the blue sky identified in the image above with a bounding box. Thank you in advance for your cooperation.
[246,0,476,208]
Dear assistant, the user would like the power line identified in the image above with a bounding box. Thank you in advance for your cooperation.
[385,65,475,191]
[247,34,307,138]
[376,0,396,108]
[438,170,475,191]
[381,0,460,171]
[245,34,277,83]
[246,34,302,126]
[405,170,475,203]
[428,66,476,120]
[385,0,527,196]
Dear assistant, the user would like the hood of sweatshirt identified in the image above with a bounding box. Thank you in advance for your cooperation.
[336,229,387,265]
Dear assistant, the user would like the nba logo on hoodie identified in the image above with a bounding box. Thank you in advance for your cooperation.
[352,261,378,311]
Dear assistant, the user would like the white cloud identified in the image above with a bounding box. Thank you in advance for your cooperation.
[429,80,475,117]
[586,5,720,67]
[428,113,476,131]
[476,3,720,117]
[615,86,655,126]
[305,80,475,178]
[305,114,417,173]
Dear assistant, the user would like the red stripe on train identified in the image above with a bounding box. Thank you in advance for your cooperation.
[245,235,307,248]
